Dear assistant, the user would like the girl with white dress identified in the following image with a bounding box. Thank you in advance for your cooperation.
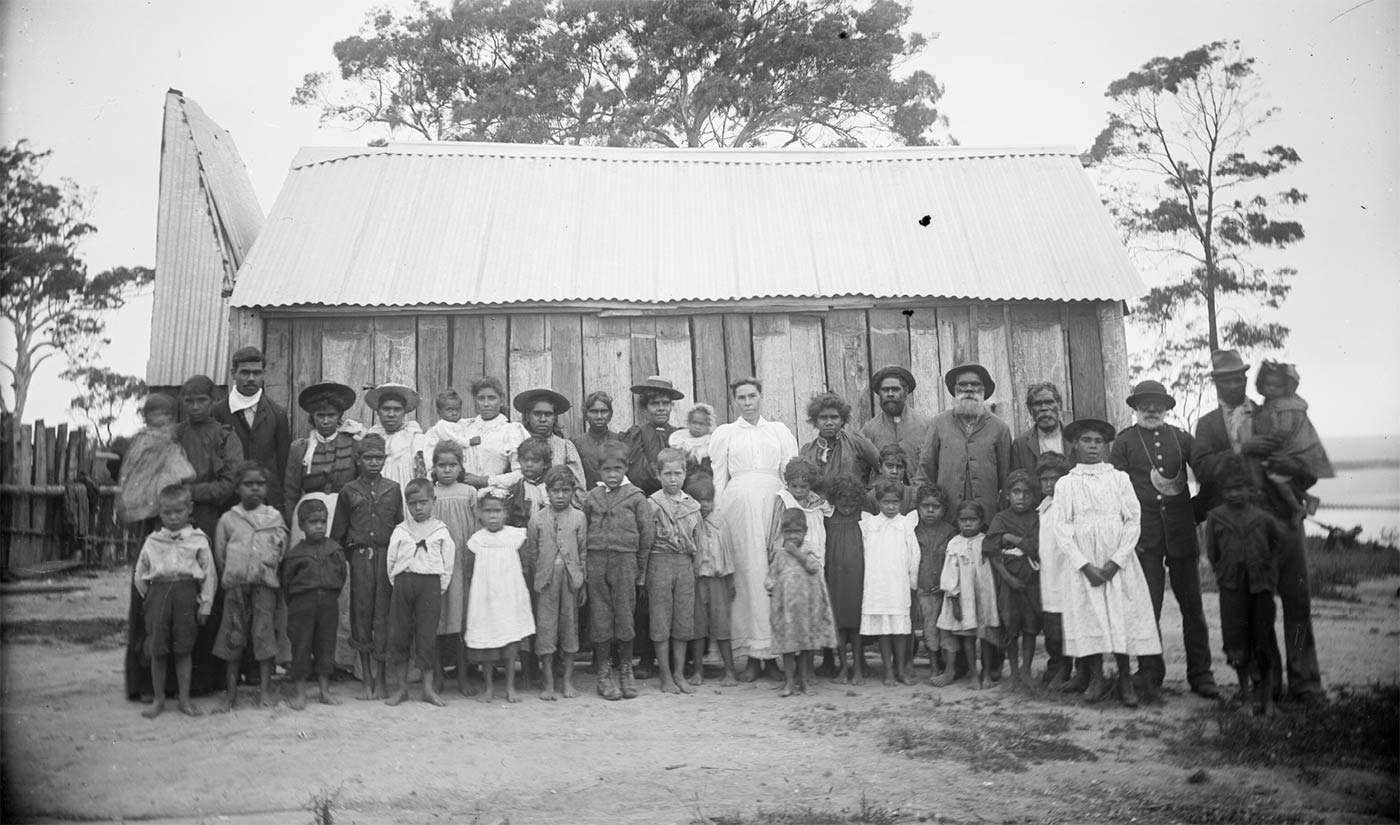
[860,477,921,686]
[464,489,536,703]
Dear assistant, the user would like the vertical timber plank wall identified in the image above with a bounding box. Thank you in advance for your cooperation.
[629,317,659,426]
[722,315,754,423]
[691,315,728,422]
[417,317,450,428]
[483,315,510,400]
[973,304,1015,426]
[788,314,827,446]
[583,316,634,432]
[450,315,487,396]
[867,309,911,380]
[823,309,871,428]
[262,318,294,423]
[1008,304,1069,434]
[322,319,371,426]
[508,313,552,413]
[751,314,797,438]
[1096,300,1131,431]
[290,318,323,441]
[373,317,419,424]
[550,314,585,437]
[935,305,974,413]
[1066,303,1106,424]
[906,308,943,417]
[655,316,695,428]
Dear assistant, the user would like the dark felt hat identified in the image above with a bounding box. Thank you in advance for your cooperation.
[1210,349,1249,376]
[513,387,572,415]
[629,375,685,400]
[1063,418,1117,443]
[364,383,420,413]
[1125,380,1176,411]
[943,363,996,399]
[870,365,917,394]
[298,381,357,413]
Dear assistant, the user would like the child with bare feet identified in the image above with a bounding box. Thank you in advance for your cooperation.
[134,485,216,718]
[384,479,454,707]
[525,467,588,701]
[647,449,702,695]
[465,489,536,703]
[985,470,1044,689]
[212,462,288,711]
[330,435,402,701]
[686,476,738,687]
[860,478,921,686]
[429,441,478,698]
[280,499,347,710]
[911,485,956,685]
[767,509,838,697]
[933,502,999,689]
[822,476,867,685]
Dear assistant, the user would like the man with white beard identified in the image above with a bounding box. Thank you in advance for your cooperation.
[918,364,1013,524]
[1109,380,1219,702]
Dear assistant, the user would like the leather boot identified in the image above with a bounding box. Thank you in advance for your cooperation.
[619,662,639,699]
[597,661,621,701]
[1119,667,1140,708]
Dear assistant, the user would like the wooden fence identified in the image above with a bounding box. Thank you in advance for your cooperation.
[1,414,139,574]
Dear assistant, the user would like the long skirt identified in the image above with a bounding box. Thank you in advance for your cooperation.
[721,469,784,661]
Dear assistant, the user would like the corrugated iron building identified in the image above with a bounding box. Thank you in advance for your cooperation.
[224,142,1144,442]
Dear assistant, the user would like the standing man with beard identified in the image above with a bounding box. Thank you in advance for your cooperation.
[1011,382,1069,472]
[919,364,1013,524]
[1110,380,1218,702]
[859,366,933,484]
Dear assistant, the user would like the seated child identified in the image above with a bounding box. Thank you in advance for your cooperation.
[525,466,588,701]
[767,508,838,697]
[329,434,403,701]
[280,498,347,710]
[824,475,868,685]
[933,501,1000,689]
[912,484,956,685]
[685,475,737,687]
[465,488,536,703]
[133,485,217,719]
[668,403,715,480]
[860,478,921,686]
[1254,361,1334,524]
[865,444,918,514]
[1204,455,1287,716]
[985,470,1043,689]
[213,462,288,711]
[506,437,554,529]
[583,441,656,701]
[430,440,479,697]
[385,478,455,707]
[1031,452,1075,690]
[647,448,702,695]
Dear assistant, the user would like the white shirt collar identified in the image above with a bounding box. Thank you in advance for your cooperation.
[228,389,262,414]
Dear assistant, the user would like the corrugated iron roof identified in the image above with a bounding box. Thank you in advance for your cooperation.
[147,90,264,385]
[230,142,1143,309]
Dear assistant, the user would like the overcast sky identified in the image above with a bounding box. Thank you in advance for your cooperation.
[1,0,1396,437]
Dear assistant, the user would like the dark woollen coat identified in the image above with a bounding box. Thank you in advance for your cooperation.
[1109,424,1198,558]
[214,395,292,509]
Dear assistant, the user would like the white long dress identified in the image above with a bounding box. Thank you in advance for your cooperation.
[464,526,536,651]
[1037,496,1063,613]
[1053,462,1162,657]
[858,512,920,635]
[711,416,798,661]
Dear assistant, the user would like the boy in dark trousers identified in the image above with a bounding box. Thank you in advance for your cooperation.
[1204,455,1287,716]
[330,434,403,701]
[280,498,347,710]
[583,441,656,700]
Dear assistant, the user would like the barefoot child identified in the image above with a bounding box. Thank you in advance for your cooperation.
[767,508,838,697]
[385,478,454,707]
[860,478,921,686]
[465,488,536,703]
[330,434,403,700]
[525,467,588,701]
[768,459,832,689]
[212,462,288,711]
[1033,452,1075,690]
[912,485,956,684]
[933,502,998,689]
[986,470,1043,689]
[430,441,478,697]
[647,449,701,695]
[280,499,347,710]
[1204,455,1286,716]
[824,475,867,685]
[133,485,216,718]
[583,442,656,700]
[686,476,738,687]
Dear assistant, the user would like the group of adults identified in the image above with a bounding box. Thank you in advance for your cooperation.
[124,343,1327,705]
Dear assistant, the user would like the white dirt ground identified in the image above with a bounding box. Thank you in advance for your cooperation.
[1,570,1397,825]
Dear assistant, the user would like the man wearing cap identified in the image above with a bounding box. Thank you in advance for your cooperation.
[364,383,427,494]
[1193,350,1322,702]
[859,365,933,481]
[1109,380,1218,700]
[510,388,587,495]
[1011,382,1069,473]
[212,346,291,512]
[623,376,684,497]
[919,364,1013,523]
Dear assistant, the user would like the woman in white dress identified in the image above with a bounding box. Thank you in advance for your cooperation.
[457,377,530,488]
[1054,418,1160,708]
[710,377,799,681]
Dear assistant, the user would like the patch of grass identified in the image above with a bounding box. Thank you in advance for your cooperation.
[1170,683,1399,774]
[0,617,127,648]
[1199,537,1400,598]
[1083,786,1322,825]
[700,795,902,825]
[887,710,1095,773]
[305,784,344,825]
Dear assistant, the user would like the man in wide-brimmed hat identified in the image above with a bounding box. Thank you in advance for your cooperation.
[919,363,1012,525]
[623,376,685,497]
[212,346,291,511]
[858,364,933,479]
[1109,380,1218,701]
[511,388,587,494]
[1192,350,1324,703]
[1011,381,1070,473]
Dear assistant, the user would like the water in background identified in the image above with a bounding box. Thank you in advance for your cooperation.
[1305,435,1400,542]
